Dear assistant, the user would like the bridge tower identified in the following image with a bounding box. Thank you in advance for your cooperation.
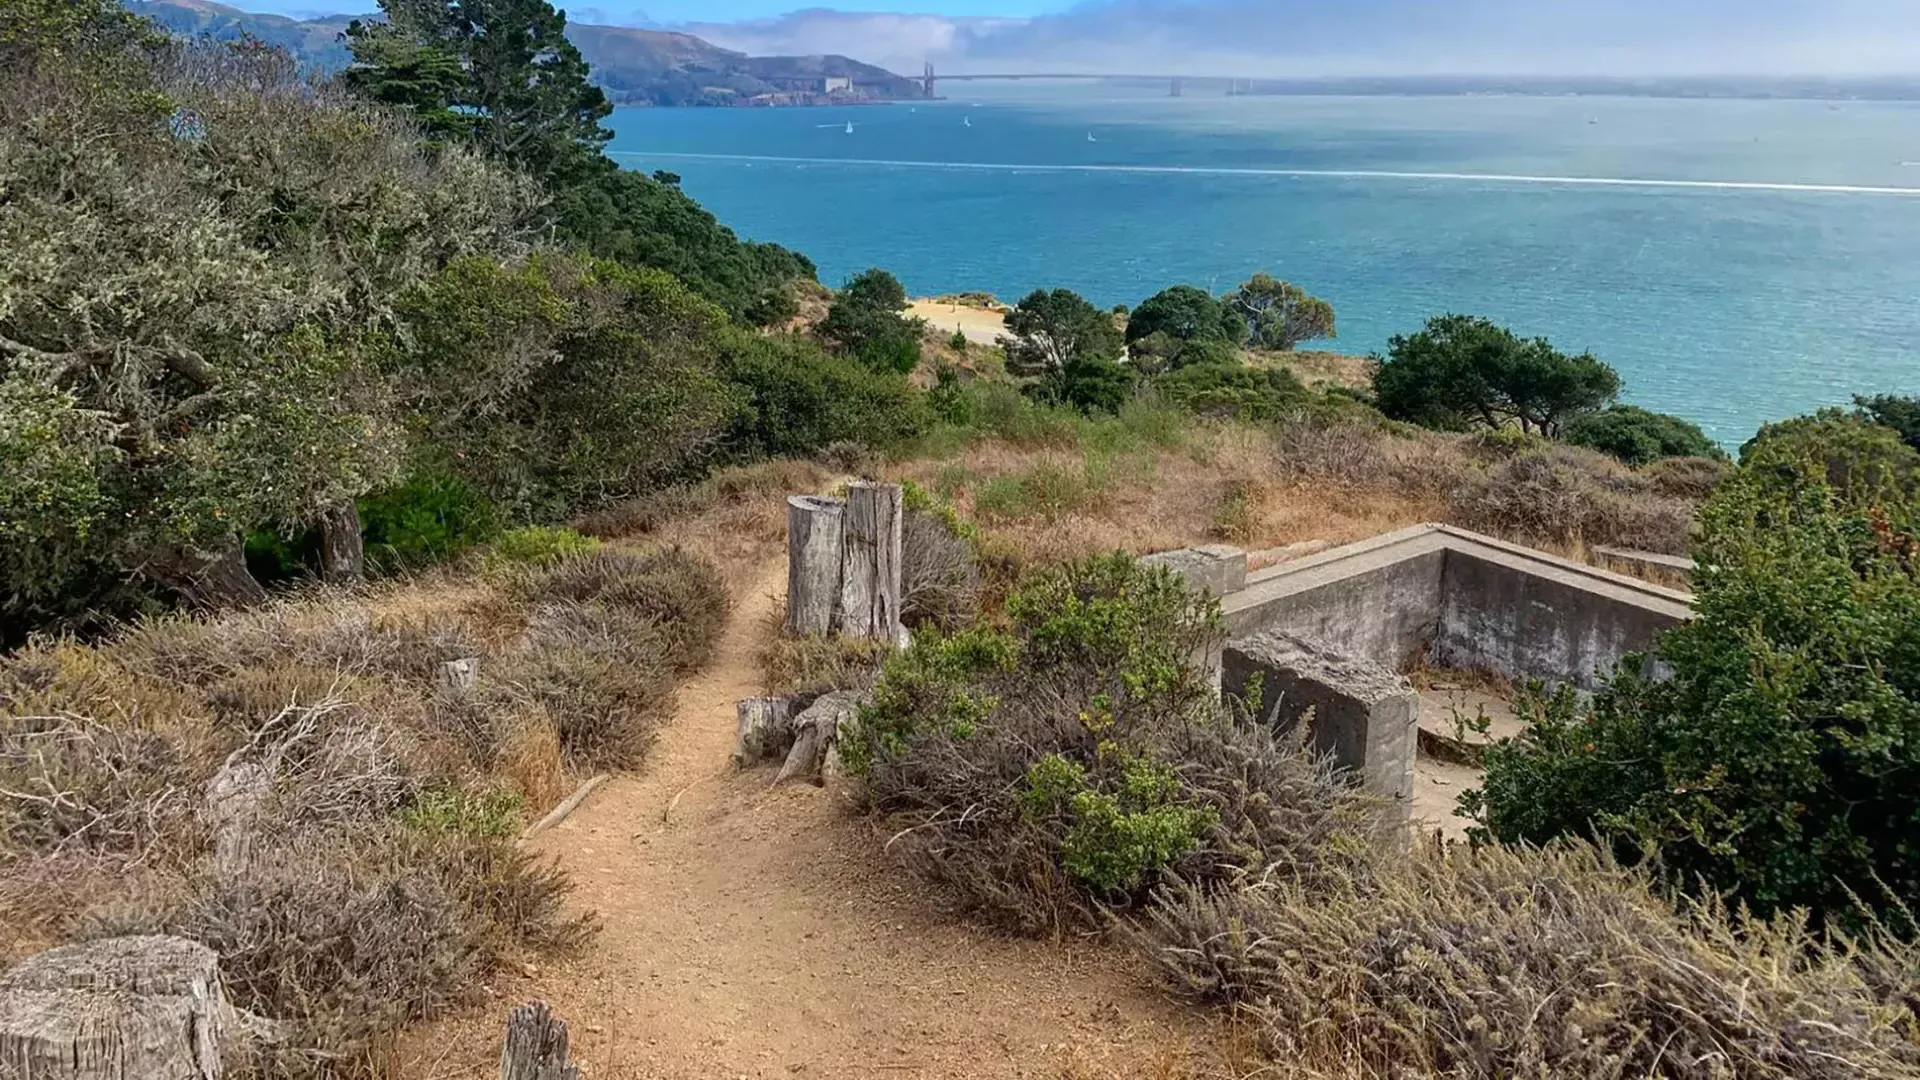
[922,63,937,100]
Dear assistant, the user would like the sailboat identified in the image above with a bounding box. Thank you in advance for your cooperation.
[1086,131,1097,142]
[845,121,855,134]
[963,115,972,128]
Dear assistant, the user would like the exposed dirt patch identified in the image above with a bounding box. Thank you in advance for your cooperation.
[396,560,1224,1079]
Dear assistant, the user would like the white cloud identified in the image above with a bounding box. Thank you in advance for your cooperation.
[667,0,1920,77]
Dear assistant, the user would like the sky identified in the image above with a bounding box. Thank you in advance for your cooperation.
[224,0,1920,78]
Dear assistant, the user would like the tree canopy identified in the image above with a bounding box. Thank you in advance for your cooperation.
[1224,274,1336,351]
[1562,404,1722,466]
[1000,289,1123,381]
[1374,315,1620,437]
[817,269,925,374]
[341,0,813,324]
[1124,285,1244,347]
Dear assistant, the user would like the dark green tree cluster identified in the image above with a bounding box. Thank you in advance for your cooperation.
[818,269,927,374]
[1563,405,1724,467]
[343,0,813,324]
[1471,409,1920,926]
[0,0,914,641]
[1374,315,1621,437]
[999,289,1129,412]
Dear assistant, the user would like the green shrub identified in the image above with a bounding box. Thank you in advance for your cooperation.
[720,333,928,459]
[359,468,502,573]
[1470,436,1920,926]
[1563,404,1724,466]
[1741,408,1920,502]
[1156,363,1306,422]
[1857,393,1920,452]
[483,526,600,571]
[847,555,1375,930]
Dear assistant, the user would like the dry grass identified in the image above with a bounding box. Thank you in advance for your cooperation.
[1143,839,1920,1080]
[1249,349,1377,391]
[0,540,725,1075]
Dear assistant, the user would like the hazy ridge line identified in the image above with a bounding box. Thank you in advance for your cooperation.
[611,151,1920,197]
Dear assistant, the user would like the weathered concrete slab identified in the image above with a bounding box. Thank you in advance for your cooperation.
[1222,526,1448,671]
[1221,524,1692,691]
[1142,544,1248,598]
[1221,631,1419,816]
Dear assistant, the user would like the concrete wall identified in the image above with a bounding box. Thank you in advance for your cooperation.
[1221,631,1419,818]
[1434,545,1689,690]
[1220,524,1693,691]
[1223,527,1446,671]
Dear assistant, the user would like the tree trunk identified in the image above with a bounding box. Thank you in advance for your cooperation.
[146,541,268,610]
[0,937,235,1080]
[834,482,903,644]
[316,503,364,584]
[497,1000,579,1080]
[785,496,845,636]
[776,692,864,786]
[732,696,794,768]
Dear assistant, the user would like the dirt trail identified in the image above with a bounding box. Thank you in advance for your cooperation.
[403,561,1210,1079]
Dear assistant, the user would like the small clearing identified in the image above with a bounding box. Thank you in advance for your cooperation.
[399,560,1219,1079]
[910,299,1008,347]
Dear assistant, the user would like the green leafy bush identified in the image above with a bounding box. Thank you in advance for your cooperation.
[1563,404,1724,466]
[359,468,503,574]
[720,334,929,459]
[1857,393,1920,452]
[1156,363,1306,422]
[483,526,600,570]
[1470,432,1920,925]
[846,554,1376,929]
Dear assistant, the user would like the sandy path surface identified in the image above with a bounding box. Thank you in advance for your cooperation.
[910,301,1008,347]
[400,560,1212,1079]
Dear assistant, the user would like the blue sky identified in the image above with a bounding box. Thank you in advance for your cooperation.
[240,0,1063,20]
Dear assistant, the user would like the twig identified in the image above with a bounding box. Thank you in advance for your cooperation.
[520,774,610,842]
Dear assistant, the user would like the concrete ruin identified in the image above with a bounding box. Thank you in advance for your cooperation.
[1153,523,1694,818]
[1218,523,1692,691]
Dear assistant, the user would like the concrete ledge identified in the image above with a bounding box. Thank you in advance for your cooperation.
[1143,544,1248,598]
[1222,631,1418,814]
[1222,524,1693,690]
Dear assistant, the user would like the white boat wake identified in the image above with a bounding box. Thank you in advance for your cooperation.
[608,150,1920,198]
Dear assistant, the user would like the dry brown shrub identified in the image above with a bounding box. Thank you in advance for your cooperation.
[576,459,830,539]
[507,547,728,674]
[901,509,981,630]
[760,632,893,697]
[76,824,591,1077]
[1643,454,1733,501]
[1143,839,1920,1080]
[503,601,675,771]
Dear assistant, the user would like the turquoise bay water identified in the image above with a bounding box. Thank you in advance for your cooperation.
[607,86,1920,443]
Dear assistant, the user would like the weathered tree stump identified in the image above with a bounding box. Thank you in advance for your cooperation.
[834,483,903,644]
[776,692,865,787]
[785,496,846,636]
[204,754,272,879]
[316,503,365,584]
[0,937,235,1080]
[437,657,481,696]
[732,697,794,768]
[498,1000,579,1080]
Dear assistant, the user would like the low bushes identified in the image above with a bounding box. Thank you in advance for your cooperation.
[844,554,1382,931]
[1145,841,1920,1079]
[1471,434,1920,928]
[0,539,724,1073]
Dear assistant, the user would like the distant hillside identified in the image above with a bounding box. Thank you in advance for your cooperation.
[126,0,357,68]
[122,0,923,106]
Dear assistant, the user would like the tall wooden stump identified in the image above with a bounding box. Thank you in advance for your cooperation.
[498,1000,579,1080]
[835,482,904,643]
[785,495,845,636]
[0,937,234,1080]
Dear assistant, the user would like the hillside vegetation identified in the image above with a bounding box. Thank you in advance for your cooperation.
[8,0,1920,1077]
